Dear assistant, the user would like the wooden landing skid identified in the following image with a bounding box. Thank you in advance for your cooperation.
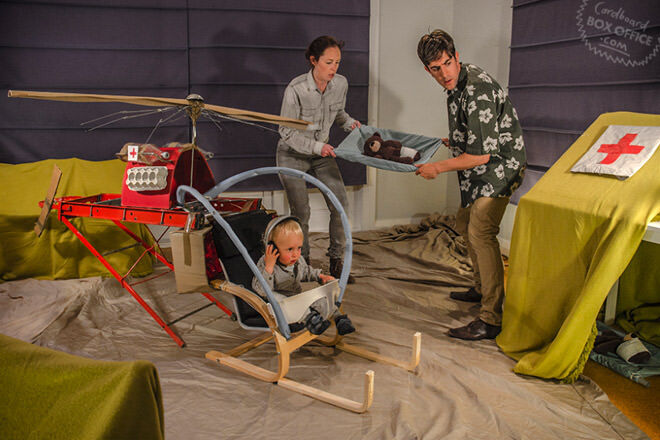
[205,281,421,413]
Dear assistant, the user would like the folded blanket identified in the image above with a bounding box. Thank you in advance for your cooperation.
[0,333,164,440]
[617,240,660,346]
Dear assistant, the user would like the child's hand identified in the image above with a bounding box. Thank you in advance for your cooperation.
[319,274,335,284]
[264,244,279,274]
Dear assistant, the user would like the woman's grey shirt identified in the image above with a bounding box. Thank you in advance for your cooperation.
[277,70,356,156]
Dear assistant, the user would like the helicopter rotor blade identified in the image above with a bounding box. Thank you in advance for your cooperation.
[8,90,187,108]
[8,90,310,130]
[203,103,310,131]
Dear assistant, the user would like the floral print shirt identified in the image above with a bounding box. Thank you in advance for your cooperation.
[446,63,526,207]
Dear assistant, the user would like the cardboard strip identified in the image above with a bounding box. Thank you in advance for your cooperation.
[183,232,192,266]
[34,164,62,237]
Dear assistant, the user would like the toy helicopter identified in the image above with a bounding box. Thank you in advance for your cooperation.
[8,89,421,413]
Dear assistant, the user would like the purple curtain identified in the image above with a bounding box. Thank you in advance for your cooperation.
[0,0,369,190]
[509,0,660,202]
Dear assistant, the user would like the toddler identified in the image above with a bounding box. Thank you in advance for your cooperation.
[251,216,355,336]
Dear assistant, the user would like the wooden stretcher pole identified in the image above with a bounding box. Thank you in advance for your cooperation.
[277,370,374,414]
[315,324,422,372]
[206,281,375,413]
[225,332,273,358]
[206,336,374,413]
[336,332,422,372]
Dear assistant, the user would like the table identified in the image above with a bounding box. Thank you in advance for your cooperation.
[604,220,660,324]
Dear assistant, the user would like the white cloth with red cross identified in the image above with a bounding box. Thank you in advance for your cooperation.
[571,125,660,179]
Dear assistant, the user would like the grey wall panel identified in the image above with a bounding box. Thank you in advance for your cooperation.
[509,0,660,202]
[0,1,369,189]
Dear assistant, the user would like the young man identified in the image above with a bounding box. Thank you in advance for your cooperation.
[415,29,526,340]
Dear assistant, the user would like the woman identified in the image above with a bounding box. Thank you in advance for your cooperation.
[276,35,361,283]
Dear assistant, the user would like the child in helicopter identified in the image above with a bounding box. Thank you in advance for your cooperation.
[251,216,355,336]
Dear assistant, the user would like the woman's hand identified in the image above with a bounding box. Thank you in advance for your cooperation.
[350,120,362,130]
[441,137,450,147]
[319,274,335,284]
[320,144,336,158]
[264,244,279,274]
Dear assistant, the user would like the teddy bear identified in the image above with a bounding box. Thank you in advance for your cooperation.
[363,132,421,164]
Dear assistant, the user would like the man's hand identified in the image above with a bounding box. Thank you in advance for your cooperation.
[264,244,279,274]
[320,144,336,158]
[350,120,362,130]
[415,162,441,180]
[441,137,450,147]
[319,274,335,284]
[415,153,490,178]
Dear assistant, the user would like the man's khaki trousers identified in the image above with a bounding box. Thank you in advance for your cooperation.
[455,196,509,326]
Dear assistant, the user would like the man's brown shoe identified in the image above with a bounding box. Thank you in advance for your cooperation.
[448,318,501,340]
[449,287,482,303]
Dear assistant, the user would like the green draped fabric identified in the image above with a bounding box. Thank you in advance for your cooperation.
[0,333,164,440]
[497,112,660,382]
[1,158,154,281]
[617,240,660,346]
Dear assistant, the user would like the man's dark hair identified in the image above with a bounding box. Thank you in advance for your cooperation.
[305,35,345,65]
[417,29,456,66]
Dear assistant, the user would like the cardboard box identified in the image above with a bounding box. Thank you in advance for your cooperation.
[170,226,216,293]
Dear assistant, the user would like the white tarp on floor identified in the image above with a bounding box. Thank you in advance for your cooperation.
[0,215,647,439]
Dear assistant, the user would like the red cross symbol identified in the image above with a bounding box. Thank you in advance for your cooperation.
[597,133,644,165]
[127,144,139,162]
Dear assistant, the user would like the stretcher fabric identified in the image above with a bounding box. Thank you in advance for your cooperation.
[0,158,154,281]
[335,124,443,172]
[497,112,660,382]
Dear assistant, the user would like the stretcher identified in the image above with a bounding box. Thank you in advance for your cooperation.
[336,124,444,171]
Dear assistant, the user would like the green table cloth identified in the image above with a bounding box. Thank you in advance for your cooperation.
[0,333,164,440]
[497,112,660,382]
